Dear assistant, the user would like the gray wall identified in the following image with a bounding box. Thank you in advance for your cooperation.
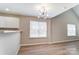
[51,9,79,43]
[20,16,52,45]
[20,8,79,45]
[72,5,79,17]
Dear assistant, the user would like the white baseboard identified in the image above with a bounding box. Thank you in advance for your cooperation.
[21,42,52,46]
[52,39,79,44]
[21,39,79,47]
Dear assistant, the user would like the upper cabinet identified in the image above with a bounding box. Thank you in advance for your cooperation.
[0,16,20,28]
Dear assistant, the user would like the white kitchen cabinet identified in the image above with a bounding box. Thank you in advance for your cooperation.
[0,16,19,28]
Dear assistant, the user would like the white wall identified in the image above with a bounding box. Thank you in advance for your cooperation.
[0,32,20,55]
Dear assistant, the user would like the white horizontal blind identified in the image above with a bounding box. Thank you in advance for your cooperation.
[30,21,47,38]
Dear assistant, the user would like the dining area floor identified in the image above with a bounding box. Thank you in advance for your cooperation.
[18,41,79,55]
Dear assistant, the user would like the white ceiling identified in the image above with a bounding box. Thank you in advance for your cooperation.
[0,3,78,18]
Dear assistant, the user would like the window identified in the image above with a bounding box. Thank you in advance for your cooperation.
[67,24,76,36]
[30,21,47,38]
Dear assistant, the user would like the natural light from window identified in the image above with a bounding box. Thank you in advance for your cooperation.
[30,21,47,38]
[67,24,76,36]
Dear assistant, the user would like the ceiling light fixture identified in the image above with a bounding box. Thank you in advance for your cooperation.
[5,8,10,11]
[38,6,48,20]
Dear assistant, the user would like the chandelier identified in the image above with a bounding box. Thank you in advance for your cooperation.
[38,6,48,19]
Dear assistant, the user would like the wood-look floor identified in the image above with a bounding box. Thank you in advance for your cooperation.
[18,41,79,55]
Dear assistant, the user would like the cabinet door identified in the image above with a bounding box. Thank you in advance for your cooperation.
[0,32,20,55]
[0,17,7,27]
[0,16,19,28]
[5,17,19,28]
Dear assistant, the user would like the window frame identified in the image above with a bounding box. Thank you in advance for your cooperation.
[67,24,76,36]
[29,20,48,39]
